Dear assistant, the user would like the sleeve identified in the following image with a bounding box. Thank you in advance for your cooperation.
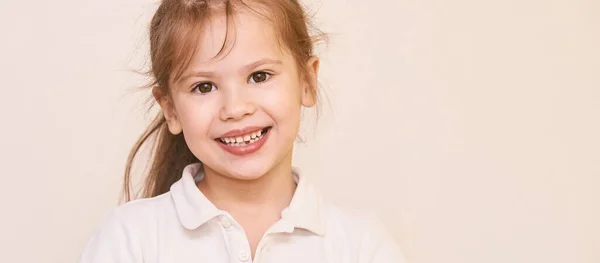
[359,214,407,263]
[79,208,143,263]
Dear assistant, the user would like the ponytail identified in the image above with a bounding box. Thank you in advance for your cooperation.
[123,113,198,201]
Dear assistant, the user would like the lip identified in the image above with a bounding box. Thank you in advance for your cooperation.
[217,126,267,139]
[216,127,271,156]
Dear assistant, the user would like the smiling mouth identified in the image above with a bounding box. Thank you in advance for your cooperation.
[216,127,272,146]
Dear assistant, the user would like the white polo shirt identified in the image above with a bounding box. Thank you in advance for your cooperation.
[80,163,405,263]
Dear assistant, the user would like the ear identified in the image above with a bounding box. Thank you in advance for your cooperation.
[301,56,320,107]
[153,86,183,134]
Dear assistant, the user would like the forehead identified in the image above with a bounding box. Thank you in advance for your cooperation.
[190,9,287,70]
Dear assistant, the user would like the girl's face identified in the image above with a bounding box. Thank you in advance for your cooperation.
[158,10,318,180]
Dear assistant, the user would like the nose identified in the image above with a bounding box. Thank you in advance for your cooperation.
[219,85,256,121]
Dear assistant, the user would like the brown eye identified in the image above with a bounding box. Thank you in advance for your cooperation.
[193,82,216,94]
[249,72,271,84]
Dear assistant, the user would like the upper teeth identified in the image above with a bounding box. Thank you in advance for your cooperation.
[221,129,264,144]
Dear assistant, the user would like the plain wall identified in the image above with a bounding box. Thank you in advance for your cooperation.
[0,0,598,262]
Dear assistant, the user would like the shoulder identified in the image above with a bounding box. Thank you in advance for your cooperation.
[321,202,407,263]
[79,193,174,263]
[90,192,175,238]
[108,193,174,225]
[321,202,384,239]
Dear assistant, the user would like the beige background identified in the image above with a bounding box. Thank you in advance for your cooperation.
[0,0,599,262]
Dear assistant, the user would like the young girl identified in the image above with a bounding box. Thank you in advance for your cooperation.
[80,0,404,262]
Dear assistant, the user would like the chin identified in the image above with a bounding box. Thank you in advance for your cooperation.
[207,156,274,181]
[222,164,271,181]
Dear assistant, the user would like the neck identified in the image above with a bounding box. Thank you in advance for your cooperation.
[198,152,297,213]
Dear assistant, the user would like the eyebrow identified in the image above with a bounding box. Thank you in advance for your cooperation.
[177,58,283,83]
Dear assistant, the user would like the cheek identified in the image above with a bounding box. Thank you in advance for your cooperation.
[269,72,303,104]
[176,96,217,137]
[261,79,303,129]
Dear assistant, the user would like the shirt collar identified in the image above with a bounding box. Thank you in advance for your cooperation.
[170,163,325,236]
[281,167,326,236]
[170,163,223,230]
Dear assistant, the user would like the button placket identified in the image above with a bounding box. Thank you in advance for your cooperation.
[256,220,295,262]
[223,217,253,263]
[254,242,270,263]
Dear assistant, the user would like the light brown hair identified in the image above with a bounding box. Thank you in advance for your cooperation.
[123,0,325,201]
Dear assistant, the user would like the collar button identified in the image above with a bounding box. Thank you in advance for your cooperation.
[220,216,232,228]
